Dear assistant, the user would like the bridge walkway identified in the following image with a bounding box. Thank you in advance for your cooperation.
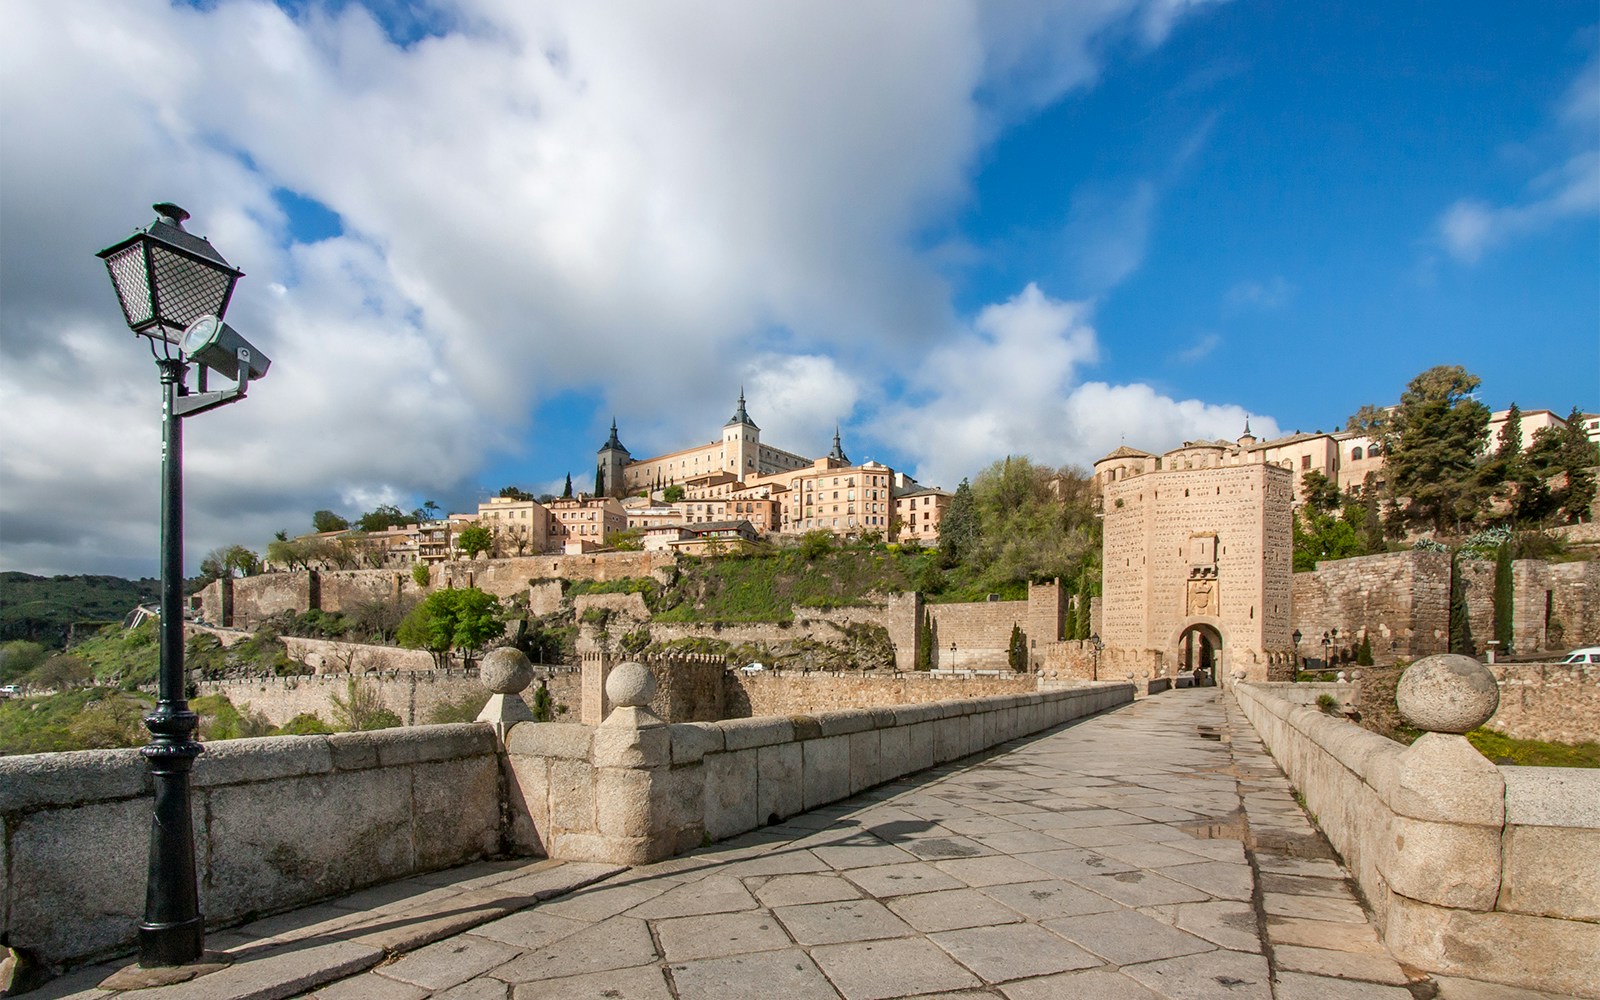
[34,690,1569,1000]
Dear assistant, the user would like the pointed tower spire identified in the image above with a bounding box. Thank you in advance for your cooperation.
[828,425,850,464]
[725,388,758,429]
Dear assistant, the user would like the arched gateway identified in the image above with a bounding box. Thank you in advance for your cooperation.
[1173,621,1224,685]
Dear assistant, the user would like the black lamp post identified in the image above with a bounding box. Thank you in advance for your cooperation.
[1292,628,1303,668]
[97,203,269,967]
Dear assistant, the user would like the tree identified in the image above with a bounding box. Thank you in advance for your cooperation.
[456,524,494,559]
[396,588,505,670]
[357,504,412,533]
[312,509,350,533]
[1449,553,1475,656]
[1073,573,1094,641]
[1356,633,1373,666]
[562,473,573,499]
[1344,404,1390,434]
[1383,365,1491,534]
[938,478,979,567]
[330,677,402,731]
[1493,540,1513,653]
[0,640,47,684]
[411,563,431,588]
[662,484,686,503]
[1007,623,1028,672]
[499,485,535,502]
[1527,406,1598,524]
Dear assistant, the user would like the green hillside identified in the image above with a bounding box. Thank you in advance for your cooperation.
[0,572,159,647]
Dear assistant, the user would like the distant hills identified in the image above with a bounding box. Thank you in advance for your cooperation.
[0,572,159,647]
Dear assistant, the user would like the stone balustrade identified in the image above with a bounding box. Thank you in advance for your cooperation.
[0,725,502,971]
[504,665,1134,865]
[1233,655,1599,998]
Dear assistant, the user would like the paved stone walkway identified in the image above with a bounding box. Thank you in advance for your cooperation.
[29,690,1575,1000]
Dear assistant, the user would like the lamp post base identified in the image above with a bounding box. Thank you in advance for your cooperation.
[138,915,205,968]
[102,949,232,991]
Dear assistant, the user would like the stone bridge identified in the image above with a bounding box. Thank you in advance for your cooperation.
[1,657,1594,999]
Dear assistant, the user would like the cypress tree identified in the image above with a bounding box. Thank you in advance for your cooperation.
[1008,624,1027,672]
[1493,540,1513,652]
[1449,553,1475,656]
[562,473,573,498]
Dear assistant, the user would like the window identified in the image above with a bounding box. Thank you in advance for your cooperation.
[1301,455,1311,470]
[1351,447,1363,460]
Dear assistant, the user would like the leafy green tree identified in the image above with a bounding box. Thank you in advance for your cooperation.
[964,459,1099,593]
[397,588,506,669]
[331,677,402,731]
[0,640,47,684]
[411,562,431,588]
[1527,407,1598,524]
[68,694,148,748]
[499,485,535,502]
[938,478,979,567]
[267,536,333,571]
[357,504,412,533]
[1382,366,1492,534]
[530,683,554,722]
[662,484,685,503]
[456,524,494,559]
[312,509,350,533]
[274,712,334,735]
[27,652,92,690]
[1344,404,1390,434]
[797,530,834,561]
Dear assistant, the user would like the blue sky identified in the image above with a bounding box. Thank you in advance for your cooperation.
[1,0,1595,577]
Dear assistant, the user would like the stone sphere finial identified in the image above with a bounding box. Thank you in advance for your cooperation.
[606,661,657,708]
[1396,653,1499,734]
[480,647,534,695]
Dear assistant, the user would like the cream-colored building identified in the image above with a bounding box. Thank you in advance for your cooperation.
[598,393,813,497]
[547,495,627,552]
[476,496,551,556]
[1099,445,1296,685]
[894,487,950,544]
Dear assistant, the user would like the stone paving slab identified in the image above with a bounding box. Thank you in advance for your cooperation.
[29,689,1581,1000]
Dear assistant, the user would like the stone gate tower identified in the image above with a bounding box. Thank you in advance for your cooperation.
[722,390,760,477]
[1099,455,1295,684]
[596,419,631,498]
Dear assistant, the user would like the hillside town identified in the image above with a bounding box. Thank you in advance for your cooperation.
[260,389,1600,570]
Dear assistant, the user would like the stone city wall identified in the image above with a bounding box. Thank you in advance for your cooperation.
[0,725,502,971]
[280,635,436,674]
[202,551,678,629]
[1485,663,1600,744]
[503,682,1135,864]
[1292,551,1600,663]
[1233,682,1599,997]
[1291,550,1451,664]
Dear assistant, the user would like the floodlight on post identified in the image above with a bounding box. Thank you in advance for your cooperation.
[96,203,264,969]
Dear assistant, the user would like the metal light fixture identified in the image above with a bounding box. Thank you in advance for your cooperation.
[96,203,266,968]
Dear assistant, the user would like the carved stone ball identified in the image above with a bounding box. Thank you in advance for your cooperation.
[480,647,534,695]
[606,661,657,709]
[1396,653,1500,734]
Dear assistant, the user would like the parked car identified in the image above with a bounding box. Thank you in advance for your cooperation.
[740,662,766,674]
[1558,646,1600,664]
[0,685,21,698]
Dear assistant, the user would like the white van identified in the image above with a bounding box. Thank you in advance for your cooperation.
[1558,646,1600,664]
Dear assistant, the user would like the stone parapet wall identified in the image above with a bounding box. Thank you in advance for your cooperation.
[280,635,437,674]
[504,683,1134,865]
[1485,663,1600,744]
[196,670,583,727]
[0,725,502,971]
[727,670,1038,718]
[1233,682,1599,997]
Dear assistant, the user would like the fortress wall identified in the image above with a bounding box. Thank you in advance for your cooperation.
[926,600,1026,670]
[196,669,582,727]
[318,570,407,613]
[1291,550,1451,664]
[727,670,1039,718]
[1485,663,1600,744]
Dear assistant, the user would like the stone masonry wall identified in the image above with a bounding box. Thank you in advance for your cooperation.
[725,671,1039,718]
[927,600,1027,670]
[1485,663,1600,744]
[196,670,583,727]
[1291,550,1452,664]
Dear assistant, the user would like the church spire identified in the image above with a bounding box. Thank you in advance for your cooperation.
[600,417,628,454]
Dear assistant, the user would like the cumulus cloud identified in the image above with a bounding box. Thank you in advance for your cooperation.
[876,284,1275,488]
[0,0,1242,575]
[1437,50,1600,263]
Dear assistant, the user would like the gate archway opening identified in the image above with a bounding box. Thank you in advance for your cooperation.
[1177,622,1223,686]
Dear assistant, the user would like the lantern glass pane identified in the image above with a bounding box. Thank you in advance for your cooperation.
[149,244,234,332]
[103,244,153,330]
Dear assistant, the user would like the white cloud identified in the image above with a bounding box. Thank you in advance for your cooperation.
[0,0,1232,575]
[877,284,1275,488]
[1174,331,1222,363]
[1437,51,1600,263]
[1224,276,1295,311]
